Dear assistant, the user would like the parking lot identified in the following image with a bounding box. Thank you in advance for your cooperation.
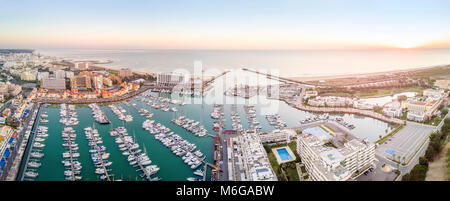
[376,123,434,164]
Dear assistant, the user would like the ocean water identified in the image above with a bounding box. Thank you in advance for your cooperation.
[36,48,450,77]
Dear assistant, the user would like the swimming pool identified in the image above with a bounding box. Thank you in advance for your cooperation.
[276,148,293,161]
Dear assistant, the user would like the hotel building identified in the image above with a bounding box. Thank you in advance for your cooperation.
[20,71,36,81]
[74,62,89,70]
[402,93,446,122]
[41,78,66,90]
[118,68,133,78]
[54,69,66,79]
[157,72,185,86]
[70,75,92,90]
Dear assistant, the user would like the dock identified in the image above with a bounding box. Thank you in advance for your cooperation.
[85,128,112,181]
[116,130,158,181]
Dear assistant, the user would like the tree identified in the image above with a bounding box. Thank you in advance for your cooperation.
[402,173,411,181]
[425,148,437,162]
[419,157,428,166]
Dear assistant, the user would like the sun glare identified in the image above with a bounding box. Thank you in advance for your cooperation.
[392,40,422,49]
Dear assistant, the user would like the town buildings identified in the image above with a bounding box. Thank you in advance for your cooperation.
[36,82,140,100]
[0,126,14,173]
[0,82,22,102]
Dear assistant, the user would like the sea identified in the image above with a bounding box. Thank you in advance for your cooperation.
[36,48,450,77]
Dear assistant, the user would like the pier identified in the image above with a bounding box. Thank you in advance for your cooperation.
[202,162,216,181]
[95,146,111,181]
[115,129,159,181]
[242,68,314,87]
[202,70,231,90]
[84,128,112,181]
[66,133,76,181]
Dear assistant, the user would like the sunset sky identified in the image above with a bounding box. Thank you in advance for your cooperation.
[1,0,449,50]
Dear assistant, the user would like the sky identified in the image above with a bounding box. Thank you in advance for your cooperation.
[0,0,450,50]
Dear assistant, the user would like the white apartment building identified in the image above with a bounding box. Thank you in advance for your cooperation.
[54,70,66,79]
[65,71,74,79]
[308,96,354,108]
[383,107,403,117]
[407,111,426,122]
[259,129,294,144]
[92,75,104,89]
[297,132,375,181]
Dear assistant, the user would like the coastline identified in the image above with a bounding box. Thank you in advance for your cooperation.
[287,64,448,82]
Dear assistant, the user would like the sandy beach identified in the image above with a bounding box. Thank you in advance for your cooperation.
[287,65,446,82]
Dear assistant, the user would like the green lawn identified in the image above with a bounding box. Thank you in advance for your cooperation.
[321,87,425,98]
[265,142,301,181]
[413,66,450,79]
[424,117,443,126]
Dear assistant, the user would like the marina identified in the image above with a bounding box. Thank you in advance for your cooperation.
[16,70,396,181]
[142,119,206,173]
[109,127,160,181]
